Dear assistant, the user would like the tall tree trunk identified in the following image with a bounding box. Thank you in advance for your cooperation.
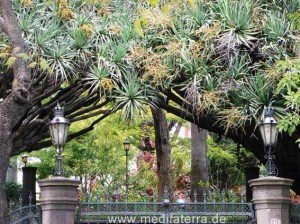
[151,107,173,200]
[0,98,29,223]
[190,124,209,202]
[0,0,32,222]
[0,129,11,224]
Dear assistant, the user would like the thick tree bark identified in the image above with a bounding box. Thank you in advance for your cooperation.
[151,107,173,200]
[0,122,12,224]
[0,97,30,223]
[0,0,32,222]
[190,124,209,202]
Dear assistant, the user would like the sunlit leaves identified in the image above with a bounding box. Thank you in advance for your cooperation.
[39,58,53,74]
[274,59,300,139]
[149,0,158,7]
[133,19,144,37]
[5,57,17,67]
[278,113,300,136]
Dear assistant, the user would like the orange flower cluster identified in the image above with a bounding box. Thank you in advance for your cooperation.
[141,55,169,84]
[20,0,32,7]
[80,24,94,38]
[109,25,121,37]
[100,78,114,93]
[57,0,74,20]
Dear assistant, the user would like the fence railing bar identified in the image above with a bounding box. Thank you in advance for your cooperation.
[77,190,255,223]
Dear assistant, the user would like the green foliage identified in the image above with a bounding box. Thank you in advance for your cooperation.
[3,0,300,201]
[1,0,298,139]
[30,148,56,179]
[186,1,209,27]
[84,59,112,94]
[114,76,158,121]
[129,152,158,191]
[264,12,289,41]
[198,180,210,188]
[217,0,258,52]
[275,59,300,141]
[171,138,191,183]
[5,181,22,204]
[289,12,300,30]
[30,113,152,192]
[207,135,257,189]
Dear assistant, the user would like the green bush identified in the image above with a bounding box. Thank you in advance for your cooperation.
[5,181,22,204]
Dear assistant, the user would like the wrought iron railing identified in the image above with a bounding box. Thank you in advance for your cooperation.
[9,193,41,224]
[78,189,255,224]
[290,203,300,224]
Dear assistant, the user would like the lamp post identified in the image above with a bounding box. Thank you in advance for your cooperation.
[123,140,130,194]
[49,104,70,176]
[259,104,279,176]
[21,154,28,167]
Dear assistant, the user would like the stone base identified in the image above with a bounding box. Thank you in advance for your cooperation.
[249,176,293,224]
[38,177,80,224]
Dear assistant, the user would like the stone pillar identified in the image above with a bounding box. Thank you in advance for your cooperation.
[249,177,293,224]
[38,177,80,224]
[22,167,37,205]
[245,167,259,202]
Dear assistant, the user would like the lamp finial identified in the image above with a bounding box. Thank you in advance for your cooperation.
[53,103,65,117]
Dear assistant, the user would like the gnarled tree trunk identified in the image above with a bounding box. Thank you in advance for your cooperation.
[0,98,30,223]
[151,107,173,200]
[0,124,12,224]
[0,0,32,222]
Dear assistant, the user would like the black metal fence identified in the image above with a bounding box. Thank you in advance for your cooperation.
[9,193,41,224]
[77,189,255,224]
[291,203,300,224]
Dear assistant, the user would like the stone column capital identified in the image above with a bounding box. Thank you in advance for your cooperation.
[249,176,293,224]
[249,176,293,187]
[38,176,80,187]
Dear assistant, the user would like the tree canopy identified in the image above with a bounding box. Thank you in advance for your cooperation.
[0,0,299,152]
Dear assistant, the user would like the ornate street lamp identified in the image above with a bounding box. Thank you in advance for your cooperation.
[49,104,70,176]
[21,154,28,167]
[259,105,279,176]
[123,139,130,194]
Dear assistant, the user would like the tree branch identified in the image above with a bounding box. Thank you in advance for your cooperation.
[68,100,111,119]
[70,110,108,122]
[32,81,63,104]
[12,109,114,155]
